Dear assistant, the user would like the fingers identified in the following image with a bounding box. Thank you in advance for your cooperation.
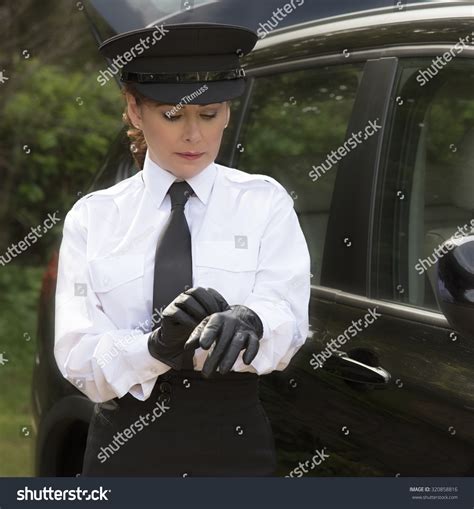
[201,318,236,378]
[183,286,229,314]
[183,335,199,350]
[199,313,226,350]
[181,302,260,377]
[218,331,249,375]
[163,302,199,328]
[183,312,225,352]
[184,316,210,350]
[169,288,230,335]
[242,332,260,364]
[205,288,231,311]
[173,290,208,321]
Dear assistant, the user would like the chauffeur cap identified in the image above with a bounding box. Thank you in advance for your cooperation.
[98,22,258,104]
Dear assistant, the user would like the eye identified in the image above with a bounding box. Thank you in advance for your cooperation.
[201,113,217,120]
[163,114,181,121]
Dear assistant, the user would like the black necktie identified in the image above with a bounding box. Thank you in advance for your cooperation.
[152,180,195,369]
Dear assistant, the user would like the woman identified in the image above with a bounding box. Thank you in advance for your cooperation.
[54,22,311,476]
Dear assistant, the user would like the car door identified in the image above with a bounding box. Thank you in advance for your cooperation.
[232,47,474,476]
[365,54,474,476]
[231,57,378,476]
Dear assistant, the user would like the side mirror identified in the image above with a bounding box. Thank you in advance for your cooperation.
[435,234,474,341]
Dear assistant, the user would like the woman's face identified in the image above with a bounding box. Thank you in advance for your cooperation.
[127,93,230,178]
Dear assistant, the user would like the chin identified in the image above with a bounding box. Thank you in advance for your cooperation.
[177,159,212,176]
[171,167,195,179]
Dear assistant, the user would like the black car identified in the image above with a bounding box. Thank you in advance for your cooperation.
[32,0,474,476]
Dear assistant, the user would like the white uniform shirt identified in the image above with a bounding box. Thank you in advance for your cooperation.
[54,150,311,403]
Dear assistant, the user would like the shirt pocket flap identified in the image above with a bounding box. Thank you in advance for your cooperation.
[195,239,259,272]
[89,255,145,292]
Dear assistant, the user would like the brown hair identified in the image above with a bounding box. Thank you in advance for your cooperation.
[122,82,162,170]
[122,83,230,170]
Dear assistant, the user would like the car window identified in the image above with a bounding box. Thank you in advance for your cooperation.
[217,96,243,165]
[90,130,136,191]
[374,57,474,311]
[233,63,365,285]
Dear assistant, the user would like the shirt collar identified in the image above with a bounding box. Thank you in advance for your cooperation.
[142,149,217,208]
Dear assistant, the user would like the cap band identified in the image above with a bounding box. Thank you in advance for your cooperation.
[121,67,246,84]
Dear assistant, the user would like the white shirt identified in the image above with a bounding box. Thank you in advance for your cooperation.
[54,150,311,403]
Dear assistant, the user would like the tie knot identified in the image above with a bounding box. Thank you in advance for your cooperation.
[168,180,194,209]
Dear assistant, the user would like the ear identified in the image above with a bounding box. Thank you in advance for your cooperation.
[126,92,142,129]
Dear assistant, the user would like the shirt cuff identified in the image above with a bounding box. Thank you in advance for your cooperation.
[98,331,172,400]
[128,378,158,401]
[127,331,172,377]
[232,298,300,375]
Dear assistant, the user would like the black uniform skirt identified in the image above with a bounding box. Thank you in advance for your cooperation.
[81,369,277,476]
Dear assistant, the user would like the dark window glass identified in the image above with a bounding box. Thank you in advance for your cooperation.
[374,58,474,310]
[233,63,364,285]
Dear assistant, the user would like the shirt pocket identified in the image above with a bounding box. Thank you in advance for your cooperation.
[88,254,145,322]
[194,239,259,304]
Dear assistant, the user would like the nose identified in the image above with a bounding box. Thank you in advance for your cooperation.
[182,116,202,144]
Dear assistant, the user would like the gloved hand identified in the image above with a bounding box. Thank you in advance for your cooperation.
[184,304,264,378]
[148,287,230,370]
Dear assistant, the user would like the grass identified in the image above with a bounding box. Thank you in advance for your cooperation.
[0,264,43,476]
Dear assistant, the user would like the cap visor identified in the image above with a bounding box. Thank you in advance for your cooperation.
[131,79,246,105]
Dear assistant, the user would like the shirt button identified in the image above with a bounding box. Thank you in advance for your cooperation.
[103,276,110,285]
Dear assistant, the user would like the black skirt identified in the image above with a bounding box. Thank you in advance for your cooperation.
[81,369,277,476]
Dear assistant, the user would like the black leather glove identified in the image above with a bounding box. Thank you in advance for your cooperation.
[184,304,264,378]
[148,287,230,370]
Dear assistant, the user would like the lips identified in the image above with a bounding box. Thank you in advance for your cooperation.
[176,152,204,160]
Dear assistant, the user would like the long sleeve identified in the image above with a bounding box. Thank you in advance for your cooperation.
[232,185,311,374]
[54,202,171,403]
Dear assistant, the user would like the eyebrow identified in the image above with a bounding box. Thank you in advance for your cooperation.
[161,104,220,108]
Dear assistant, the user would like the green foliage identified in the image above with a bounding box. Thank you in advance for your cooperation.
[0,265,43,475]
[0,58,123,262]
[237,64,364,213]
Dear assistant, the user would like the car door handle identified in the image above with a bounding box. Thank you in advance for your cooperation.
[322,351,391,385]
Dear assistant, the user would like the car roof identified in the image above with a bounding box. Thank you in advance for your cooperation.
[85,0,459,38]
[86,0,474,74]
[243,2,474,70]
